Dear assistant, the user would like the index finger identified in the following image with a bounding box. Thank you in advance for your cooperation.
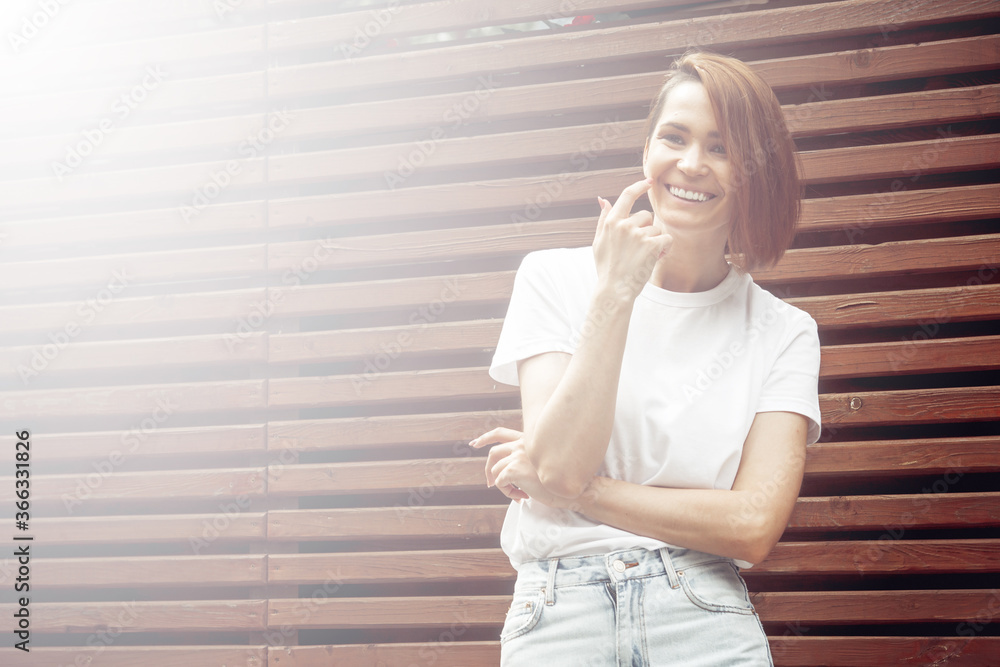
[608,178,653,221]
[470,426,523,448]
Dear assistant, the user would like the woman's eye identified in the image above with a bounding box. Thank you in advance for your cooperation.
[661,134,683,144]
[711,144,727,156]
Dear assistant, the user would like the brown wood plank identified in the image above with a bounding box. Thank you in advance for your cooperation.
[268,367,515,409]
[268,410,521,451]
[266,595,507,629]
[751,590,1000,624]
[269,549,513,585]
[820,386,1000,427]
[798,134,1000,185]
[785,83,1000,137]
[266,0,1000,96]
[0,332,267,376]
[805,436,1000,477]
[0,287,268,334]
[0,467,266,503]
[0,379,267,419]
[267,458,487,497]
[267,505,506,542]
[798,183,1000,234]
[33,555,266,588]
[0,600,267,633]
[789,493,1000,531]
[268,319,503,365]
[269,271,514,318]
[0,423,265,461]
[265,638,1000,667]
[770,636,1000,667]
[0,646,268,667]
[789,283,1000,330]
[820,335,1000,379]
[31,512,266,546]
[0,157,265,208]
[267,642,499,667]
[756,233,1000,284]
[756,539,1000,575]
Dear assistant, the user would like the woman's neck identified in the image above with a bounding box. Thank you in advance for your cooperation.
[648,235,731,293]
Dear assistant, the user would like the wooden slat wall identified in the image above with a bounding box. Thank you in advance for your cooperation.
[0,0,997,665]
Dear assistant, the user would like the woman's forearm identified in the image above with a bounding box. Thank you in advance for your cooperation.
[525,281,635,498]
[571,477,776,564]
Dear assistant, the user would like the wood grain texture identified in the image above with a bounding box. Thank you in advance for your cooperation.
[0,600,267,633]
[0,646,266,667]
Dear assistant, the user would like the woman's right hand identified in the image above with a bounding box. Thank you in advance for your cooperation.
[593,178,673,302]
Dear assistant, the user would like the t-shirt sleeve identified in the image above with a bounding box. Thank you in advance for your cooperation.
[756,312,823,444]
[489,251,576,387]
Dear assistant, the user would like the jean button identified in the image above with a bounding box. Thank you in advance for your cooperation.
[612,559,626,573]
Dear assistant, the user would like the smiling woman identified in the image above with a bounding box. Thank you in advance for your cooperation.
[472,51,821,667]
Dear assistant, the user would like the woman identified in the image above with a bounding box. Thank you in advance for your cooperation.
[470,51,822,666]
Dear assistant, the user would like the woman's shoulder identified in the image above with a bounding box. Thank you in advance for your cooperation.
[518,246,596,282]
[741,274,818,333]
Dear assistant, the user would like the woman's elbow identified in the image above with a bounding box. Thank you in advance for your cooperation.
[733,514,781,565]
[536,464,589,499]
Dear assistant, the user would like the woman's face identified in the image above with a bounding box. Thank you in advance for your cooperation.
[643,80,735,245]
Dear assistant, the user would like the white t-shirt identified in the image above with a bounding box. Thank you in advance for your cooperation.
[489,246,822,568]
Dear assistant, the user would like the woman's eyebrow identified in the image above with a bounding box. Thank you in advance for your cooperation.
[657,121,721,139]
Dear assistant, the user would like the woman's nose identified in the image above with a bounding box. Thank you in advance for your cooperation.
[677,146,708,175]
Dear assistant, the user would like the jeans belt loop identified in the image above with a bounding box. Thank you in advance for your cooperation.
[658,547,681,589]
[545,558,558,605]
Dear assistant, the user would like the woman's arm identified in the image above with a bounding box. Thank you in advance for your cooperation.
[518,179,671,498]
[474,410,808,564]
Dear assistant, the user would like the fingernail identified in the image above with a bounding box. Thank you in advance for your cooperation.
[645,177,653,184]
[469,438,478,447]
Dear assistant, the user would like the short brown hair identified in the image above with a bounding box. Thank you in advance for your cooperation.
[645,51,800,271]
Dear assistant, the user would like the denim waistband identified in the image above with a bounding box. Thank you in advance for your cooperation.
[513,546,734,598]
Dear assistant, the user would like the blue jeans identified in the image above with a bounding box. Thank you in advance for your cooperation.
[500,546,773,666]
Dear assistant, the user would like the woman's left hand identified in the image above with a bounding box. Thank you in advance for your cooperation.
[470,427,577,508]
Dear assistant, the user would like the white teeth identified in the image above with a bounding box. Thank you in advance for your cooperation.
[668,185,712,202]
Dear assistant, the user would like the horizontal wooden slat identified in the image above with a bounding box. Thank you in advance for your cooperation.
[0,287,268,334]
[752,590,1000,624]
[798,183,1000,233]
[265,637,1000,667]
[0,467,266,503]
[790,283,1000,330]
[769,636,1000,667]
[805,436,1000,476]
[756,233,1000,283]
[0,245,267,290]
[267,595,506,629]
[789,493,1000,530]
[0,423,265,461]
[820,335,1000,379]
[269,549,513,585]
[757,539,1000,575]
[268,505,505,542]
[30,512,266,546]
[0,379,267,419]
[820,386,1000,427]
[33,555,266,588]
[266,0,1000,97]
[267,458,487,497]
[0,332,267,376]
[0,600,267,633]
[267,410,520,451]
[0,646,267,667]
